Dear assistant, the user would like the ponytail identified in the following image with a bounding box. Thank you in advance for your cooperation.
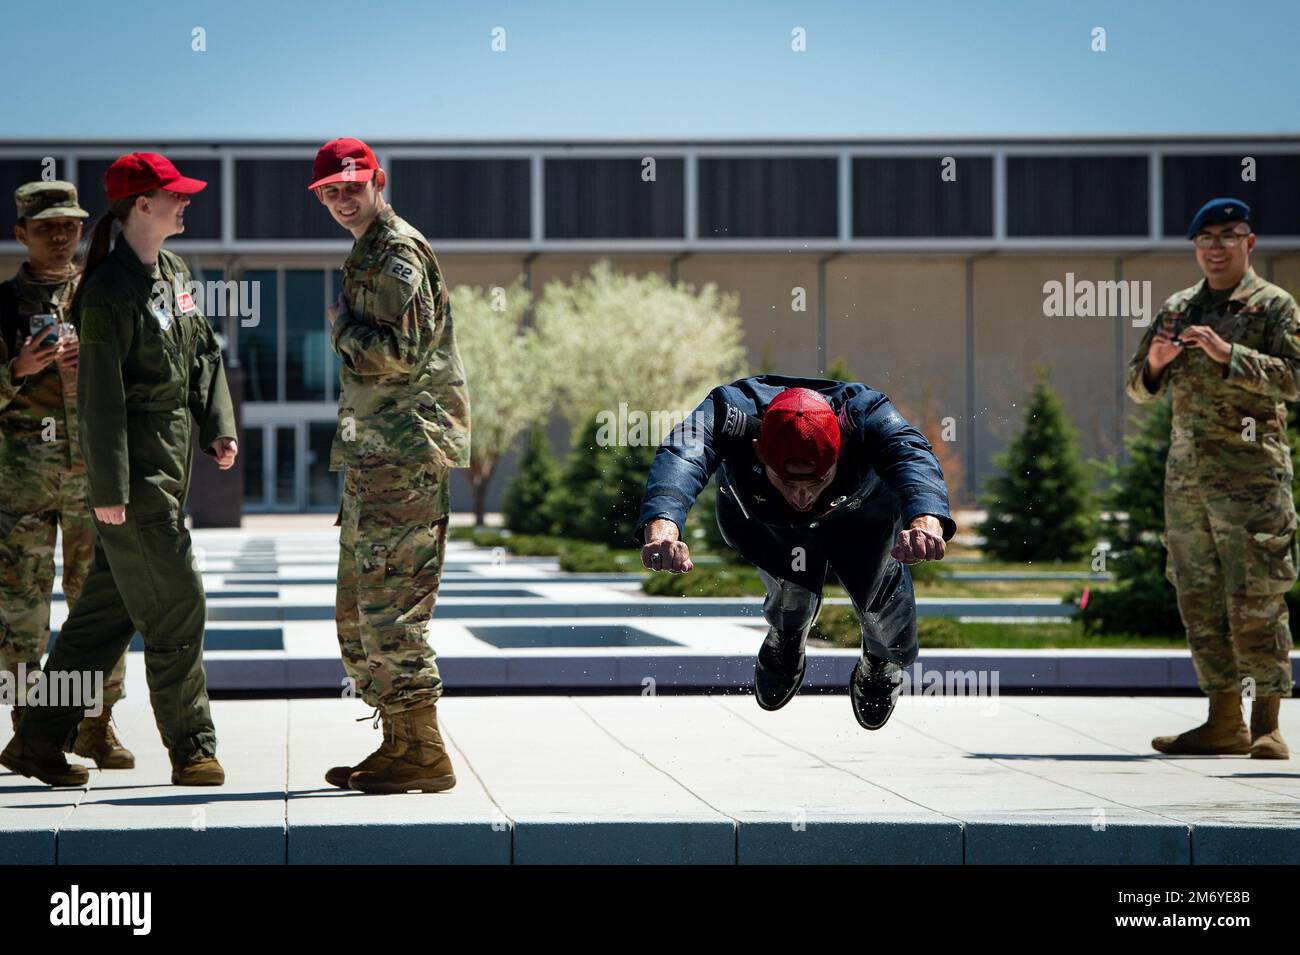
[69,194,142,321]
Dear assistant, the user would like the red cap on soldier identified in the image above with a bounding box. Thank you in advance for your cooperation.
[105,153,207,201]
[308,138,379,190]
[757,388,842,481]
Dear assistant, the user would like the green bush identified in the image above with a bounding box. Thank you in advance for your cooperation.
[682,479,732,554]
[449,526,509,547]
[497,534,563,556]
[547,417,655,548]
[906,560,946,586]
[502,425,559,535]
[811,611,971,649]
[1079,397,1182,635]
[917,617,972,648]
[557,543,637,573]
[809,605,858,646]
[977,367,1098,562]
[1073,562,1181,636]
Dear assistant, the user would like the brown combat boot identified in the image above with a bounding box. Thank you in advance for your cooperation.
[348,702,457,794]
[1249,695,1290,760]
[0,734,89,787]
[325,709,398,788]
[72,706,136,769]
[171,752,226,786]
[1152,690,1252,755]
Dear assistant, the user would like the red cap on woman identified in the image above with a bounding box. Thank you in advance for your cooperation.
[105,153,207,201]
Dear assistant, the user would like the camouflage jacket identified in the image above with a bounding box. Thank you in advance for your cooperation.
[0,264,84,475]
[77,239,236,515]
[329,206,471,472]
[1125,267,1300,476]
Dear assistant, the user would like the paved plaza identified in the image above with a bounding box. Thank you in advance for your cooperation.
[2,689,1298,864]
[2,525,1296,865]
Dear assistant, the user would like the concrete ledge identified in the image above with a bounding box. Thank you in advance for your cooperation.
[288,822,511,865]
[511,820,736,864]
[962,813,1190,864]
[58,825,285,865]
[1190,824,1300,865]
[0,828,57,864]
[736,815,964,864]
[200,651,1293,693]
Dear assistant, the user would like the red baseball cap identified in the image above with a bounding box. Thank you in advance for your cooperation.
[309,137,379,190]
[757,388,842,481]
[105,153,207,201]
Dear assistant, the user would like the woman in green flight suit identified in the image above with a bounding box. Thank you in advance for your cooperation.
[0,152,238,788]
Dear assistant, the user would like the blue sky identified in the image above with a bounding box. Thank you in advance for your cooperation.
[3,0,1297,139]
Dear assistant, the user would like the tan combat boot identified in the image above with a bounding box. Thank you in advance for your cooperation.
[325,710,398,788]
[1249,695,1290,760]
[0,734,89,787]
[348,702,457,794]
[171,752,226,786]
[1152,690,1252,755]
[72,706,136,769]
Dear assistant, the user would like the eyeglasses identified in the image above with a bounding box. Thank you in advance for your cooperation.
[1193,230,1250,249]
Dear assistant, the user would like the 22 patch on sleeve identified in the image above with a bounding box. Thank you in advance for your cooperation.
[383,256,419,286]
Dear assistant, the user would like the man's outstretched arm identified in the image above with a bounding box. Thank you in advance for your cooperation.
[855,392,957,543]
[633,388,724,547]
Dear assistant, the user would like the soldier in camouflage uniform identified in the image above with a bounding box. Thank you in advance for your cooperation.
[310,138,471,794]
[0,181,131,768]
[1126,198,1297,759]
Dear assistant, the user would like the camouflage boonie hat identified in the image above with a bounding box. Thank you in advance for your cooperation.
[15,180,90,221]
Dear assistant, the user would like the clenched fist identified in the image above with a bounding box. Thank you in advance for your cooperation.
[641,518,694,573]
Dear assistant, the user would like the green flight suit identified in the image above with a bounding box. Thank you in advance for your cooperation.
[0,265,126,708]
[18,238,236,765]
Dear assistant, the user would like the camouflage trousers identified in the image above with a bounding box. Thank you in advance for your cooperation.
[335,464,451,713]
[0,466,126,708]
[1163,467,1297,697]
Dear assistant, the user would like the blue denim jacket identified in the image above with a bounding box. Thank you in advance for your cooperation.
[633,374,956,546]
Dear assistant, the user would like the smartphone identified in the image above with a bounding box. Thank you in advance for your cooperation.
[28,313,59,347]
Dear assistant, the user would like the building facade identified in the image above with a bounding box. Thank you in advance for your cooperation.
[2,137,1298,518]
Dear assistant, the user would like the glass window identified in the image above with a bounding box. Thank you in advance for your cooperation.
[1162,154,1300,237]
[391,159,531,239]
[1006,156,1148,237]
[236,159,339,239]
[852,156,993,237]
[275,426,296,508]
[243,425,265,506]
[285,270,327,401]
[329,270,345,398]
[239,269,278,403]
[307,422,340,510]
[545,157,685,239]
[698,157,837,239]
